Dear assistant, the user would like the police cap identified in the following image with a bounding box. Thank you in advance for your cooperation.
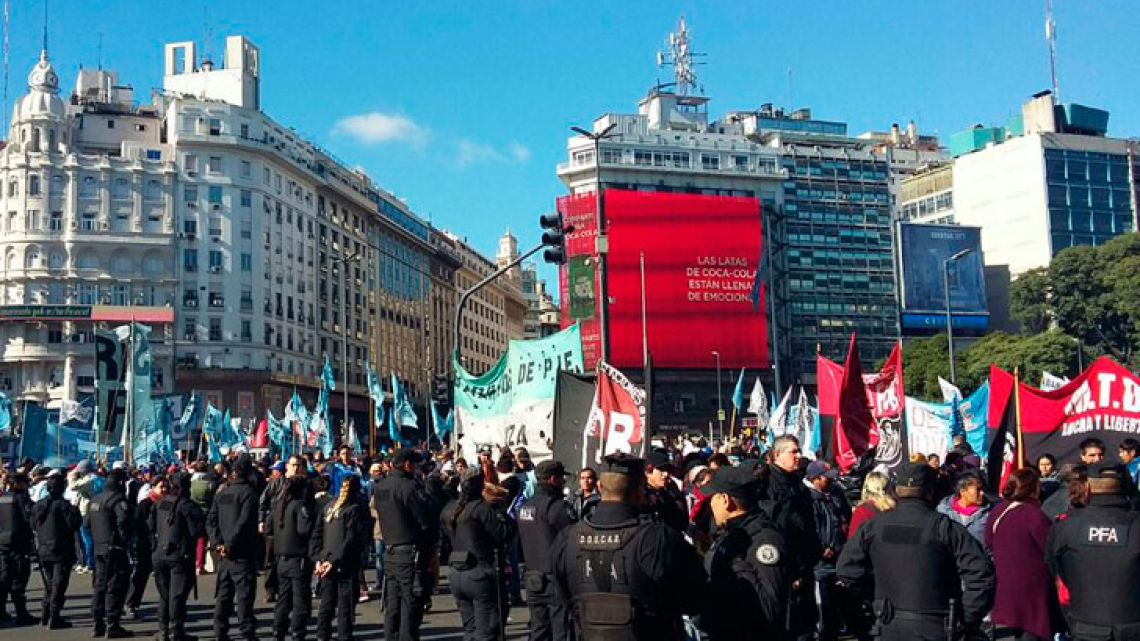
[1089,467,1126,495]
[702,463,759,500]
[646,449,675,473]
[535,460,568,480]
[602,453,646,478]
[895,461,933,496]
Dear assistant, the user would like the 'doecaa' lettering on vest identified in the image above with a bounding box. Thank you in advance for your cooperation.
[579,532,624,548]
[1086,525,1126,546]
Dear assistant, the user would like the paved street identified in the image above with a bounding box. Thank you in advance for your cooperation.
[9,569,531,640]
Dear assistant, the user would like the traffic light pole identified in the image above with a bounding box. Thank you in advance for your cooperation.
[451,241,547,452]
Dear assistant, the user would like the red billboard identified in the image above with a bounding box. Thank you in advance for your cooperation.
[557,193,602,368]
[558,189,767,371]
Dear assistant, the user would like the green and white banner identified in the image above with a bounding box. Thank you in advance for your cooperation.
[454,325,584,461]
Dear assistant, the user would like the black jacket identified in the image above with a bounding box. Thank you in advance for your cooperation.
[371,469,439,547]
[441,497,516,567]
[311,499,366,569]
[837,497,995,628]
[701,510,791,641]
[33,496,82,562]
[207,478,259,559]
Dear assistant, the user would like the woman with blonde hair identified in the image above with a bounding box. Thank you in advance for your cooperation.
[312,475,365,641]
[848,471,896,537]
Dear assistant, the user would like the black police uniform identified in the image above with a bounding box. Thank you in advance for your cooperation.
[33,488,83,628]
[150,493,205,641]
[270,486,316,641]
[207,475,260,641]
[260,473,287,601]
[699,466,791,641]
[552,455,707,641]
[1046,483,1140,640]
[441,490,516,641]
[126,492,156,616]
[372,460,439,641]
[87,483,135,636]
[517,476,576,641]
[311,496,366,641]
[837,464,995,641]
[0,487,36,624]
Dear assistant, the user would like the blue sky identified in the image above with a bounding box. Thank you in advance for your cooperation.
[11,1,1139,284]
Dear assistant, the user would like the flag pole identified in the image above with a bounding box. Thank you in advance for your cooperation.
[1014,367,1024,470]
[639,252,652,446]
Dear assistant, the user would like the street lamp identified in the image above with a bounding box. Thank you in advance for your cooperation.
[571,123,618,362]
[944,248,973,384]
[712,350,723,442]
[339,251,361,441]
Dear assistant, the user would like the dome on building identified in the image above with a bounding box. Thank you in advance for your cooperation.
[11,50,65,123]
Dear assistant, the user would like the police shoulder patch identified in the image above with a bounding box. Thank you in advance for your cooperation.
[755,543,780,566]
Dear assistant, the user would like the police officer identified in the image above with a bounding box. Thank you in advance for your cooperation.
[441,467,516,641]
[270,473,315,641]
[208,455,260,641]
[552,454,707,641]
[88,467,135,638]
[372,448,439,641]
[1046,470,1140,640]
[517,460,576,641]
[0,473,37,626]
[312,476,367,641]
[837,462,995,641]
[699,463,790,641]
[32,471,82,629]
[151,473,205,641]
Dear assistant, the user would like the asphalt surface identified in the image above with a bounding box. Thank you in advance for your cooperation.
[5,567,532,640]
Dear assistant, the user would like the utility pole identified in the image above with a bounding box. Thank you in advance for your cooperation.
[570,123,618,362]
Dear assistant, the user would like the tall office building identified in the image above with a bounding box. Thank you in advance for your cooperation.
[449,230,526,376]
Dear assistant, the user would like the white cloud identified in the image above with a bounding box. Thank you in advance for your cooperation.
[331,112,428,147]
[508,142,532,163]
[456,139,532,167]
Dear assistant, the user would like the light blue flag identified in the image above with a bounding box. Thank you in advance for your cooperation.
[285,391,312,453]
[203,403,225,462]
[18,404,49,463]
[366,364,385,443]
[267,409,293,458]
[958,382,991,458]
[117,323,154,450]
[431,401,453,440]
[179,392,201,435]
[731,368,746,411]
[0,392,12,437]
[390,373,419,445]
[314,356,335,457]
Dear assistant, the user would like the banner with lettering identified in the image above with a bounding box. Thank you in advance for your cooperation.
[864,343,905,469]
[455,324,584,461]
[988,357,1140,468]
[581,361,646,468]
[905,397,955,464]
[95,329,127,446]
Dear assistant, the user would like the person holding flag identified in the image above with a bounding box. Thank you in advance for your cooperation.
[730,368,746,439]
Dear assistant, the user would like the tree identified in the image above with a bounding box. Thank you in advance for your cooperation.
[1009,267,1051,334]
[894,334,967,400]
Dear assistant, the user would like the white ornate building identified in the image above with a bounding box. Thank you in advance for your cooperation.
[0,48,176,409]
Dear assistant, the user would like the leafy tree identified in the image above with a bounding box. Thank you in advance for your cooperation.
[1009,267,1051,334]
[1048,241,1132,363]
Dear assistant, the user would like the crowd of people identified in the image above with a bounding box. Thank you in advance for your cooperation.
[0,433,1137,641]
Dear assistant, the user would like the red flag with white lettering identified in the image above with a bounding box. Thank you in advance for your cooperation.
[582,362,647,468]
[988,357,1140,468]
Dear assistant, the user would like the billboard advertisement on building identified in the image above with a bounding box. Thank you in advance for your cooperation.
[557,193,602,367]
[559,189,768,371]
[898,223,989,329]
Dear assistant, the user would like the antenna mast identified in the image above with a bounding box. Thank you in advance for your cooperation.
[1045,0,1060,103]
[3,0,9,136]
[656,15,705,96]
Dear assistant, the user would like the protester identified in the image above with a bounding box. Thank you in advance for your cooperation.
[1118,438,1140,486]
[1037,454,1060,500]
[570,467,599,521]
[804,460,849,641]
[936,471,993,544]
[847,470,895,536]
[1078,438,1106,466]
[985,468,1058,641]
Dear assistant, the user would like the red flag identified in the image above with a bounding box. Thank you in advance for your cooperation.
[817,353,844,417]
[583,362,647,465]
[834,334,875,473]
[251,418,269,449]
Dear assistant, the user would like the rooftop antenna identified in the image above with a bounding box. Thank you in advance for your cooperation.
[202,7,213,68]
[97,32,103,70]
[1045,0,1060,103]
[656,15,705,96]
[41,0,47,54]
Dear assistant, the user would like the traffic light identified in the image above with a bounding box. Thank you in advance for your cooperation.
[432,374,450,403]
[539,213,567,265]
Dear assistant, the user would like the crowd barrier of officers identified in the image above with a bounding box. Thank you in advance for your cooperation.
[0,435,1138,641]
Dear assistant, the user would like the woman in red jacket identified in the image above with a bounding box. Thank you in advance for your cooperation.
[847,471,895,537]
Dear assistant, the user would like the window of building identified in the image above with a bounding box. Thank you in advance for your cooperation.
[240,221,251,239]
[209,250,224,271]
[240,253,252,271]
[25,210,40,230]
[28,175,41,196]
[112,178,130,200]
[80,213,96,231]
[183,248,198,271]
[184,154,198,174]
[144,179,162,200]
[208,318,222,341]
[183,219,198,235]
[208,186,223,205]
[208,156,222,173]
[240,160,251,177]
[208,119,222,136]
[241,320,252,343]
[240,190,252,207]
[146,149,162,161]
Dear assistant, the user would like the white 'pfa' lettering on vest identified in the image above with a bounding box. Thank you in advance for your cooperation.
[1089,526,1119,543]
